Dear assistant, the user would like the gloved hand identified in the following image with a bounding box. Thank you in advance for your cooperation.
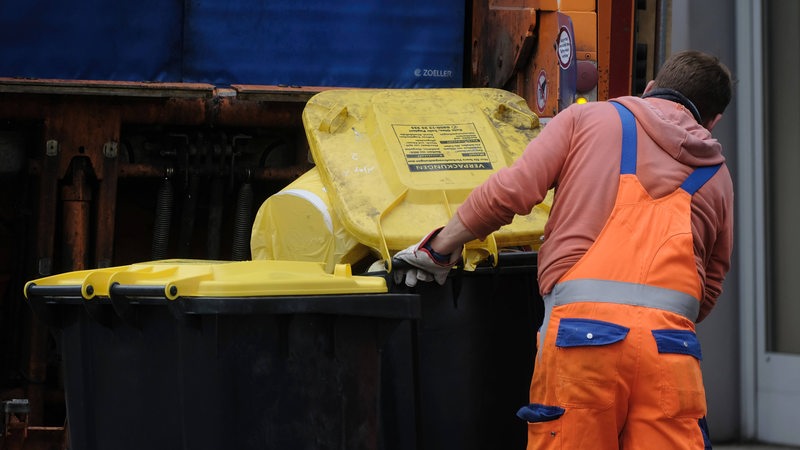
[392,227,459,287]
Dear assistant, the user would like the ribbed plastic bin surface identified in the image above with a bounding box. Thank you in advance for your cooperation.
[25,260,419,450]
[394,252,543,450]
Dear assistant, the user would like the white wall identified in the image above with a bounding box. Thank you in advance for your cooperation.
[671,0,742,443]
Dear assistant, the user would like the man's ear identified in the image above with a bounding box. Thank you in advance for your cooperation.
[705,113,723,131]
[643,80,656,94]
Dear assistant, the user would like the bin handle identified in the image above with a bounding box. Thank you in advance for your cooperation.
[378,189,499,272]
[109,283,171,299]
[24,283,83,299]
[318,104,348,134]
[494,101,538,129]
[379,188,457,272]
[440,190,499,269]
[479,233,500,268]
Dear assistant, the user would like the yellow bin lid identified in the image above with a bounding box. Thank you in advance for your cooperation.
[24,259,387,301]
[303,88,552,266]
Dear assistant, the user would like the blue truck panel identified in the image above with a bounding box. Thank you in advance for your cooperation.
[0,1,183,82]
[184,0,465,88]
[0,0,464,88]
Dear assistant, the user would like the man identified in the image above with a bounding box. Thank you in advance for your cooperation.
[393,50,733,449]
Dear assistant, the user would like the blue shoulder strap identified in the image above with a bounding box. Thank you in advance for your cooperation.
[612,100,722,194]
[611,101,637,175]
[681,164,722,195]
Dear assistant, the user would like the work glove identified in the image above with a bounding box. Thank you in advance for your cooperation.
[392,227,459,287]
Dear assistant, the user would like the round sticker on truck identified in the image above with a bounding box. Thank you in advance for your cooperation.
[557,26,573,69]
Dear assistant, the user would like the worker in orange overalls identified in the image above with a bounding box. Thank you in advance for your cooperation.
[394,50,733,449]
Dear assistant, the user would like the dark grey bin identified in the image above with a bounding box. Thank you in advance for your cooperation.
[26,278,420,450]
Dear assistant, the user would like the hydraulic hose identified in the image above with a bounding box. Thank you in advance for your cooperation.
[151,175,174,260]
[206,175,224,259]
[178,174,198,258]
[231,181,253,261]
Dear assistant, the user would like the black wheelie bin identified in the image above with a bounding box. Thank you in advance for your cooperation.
[25,260,420,450]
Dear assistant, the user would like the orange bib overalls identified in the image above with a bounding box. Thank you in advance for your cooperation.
[518,102,720,450]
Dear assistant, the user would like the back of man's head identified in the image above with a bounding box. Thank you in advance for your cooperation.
[653,50,733,124]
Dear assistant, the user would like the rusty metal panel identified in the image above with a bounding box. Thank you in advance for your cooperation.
[513,11,578,117]
[470,0,559,88]
[0,78,214,98]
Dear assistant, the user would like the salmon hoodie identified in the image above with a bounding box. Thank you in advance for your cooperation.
[457,96,733,322]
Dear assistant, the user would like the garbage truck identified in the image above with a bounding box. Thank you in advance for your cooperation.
[0,1,665,448]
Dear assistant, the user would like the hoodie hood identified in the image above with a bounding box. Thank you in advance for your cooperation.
[613,96,725,166]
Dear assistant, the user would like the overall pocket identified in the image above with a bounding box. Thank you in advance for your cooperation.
[652,329,707,418]
[555,318,629,409]
[518,404,565,450]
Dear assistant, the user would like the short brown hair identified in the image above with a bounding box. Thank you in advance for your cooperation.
[653,50,733,123]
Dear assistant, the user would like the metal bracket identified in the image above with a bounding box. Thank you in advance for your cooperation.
[103,141,119,158]
[2,398,30,438]
[45,139,58,157]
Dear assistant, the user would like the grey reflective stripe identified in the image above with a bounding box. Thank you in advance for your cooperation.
[538,294,556,362]
[551,279,700,322]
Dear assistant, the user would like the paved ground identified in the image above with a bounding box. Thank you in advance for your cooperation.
[714,444,800,450]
